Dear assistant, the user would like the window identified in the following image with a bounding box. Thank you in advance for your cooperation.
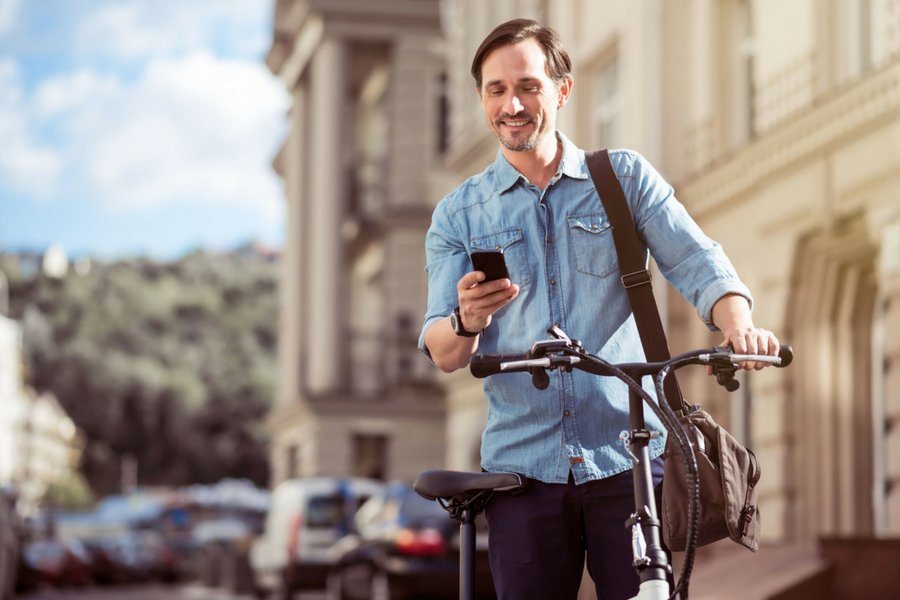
[353,433,388,480]
[844,0,900,77]
[726,0,756,142]
[305,495,343,528]
[436,72,450,155]
[590,55,622,149]
[286,444,298,479]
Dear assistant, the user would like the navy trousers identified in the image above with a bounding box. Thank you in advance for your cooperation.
[485,461,667,600]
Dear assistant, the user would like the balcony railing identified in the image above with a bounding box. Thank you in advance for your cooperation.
[345,328,432,395]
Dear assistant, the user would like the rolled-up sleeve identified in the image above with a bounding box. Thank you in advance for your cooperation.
[418,199,470,362]
[619,151,753,330]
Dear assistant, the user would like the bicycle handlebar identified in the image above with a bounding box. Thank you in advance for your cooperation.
[470,343,793,382]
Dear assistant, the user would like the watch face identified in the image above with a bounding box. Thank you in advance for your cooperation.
[451,307,477,337]
[450,310,462,333]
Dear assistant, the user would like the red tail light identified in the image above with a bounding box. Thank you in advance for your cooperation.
[287,513,302,559]
[394,527,447,557]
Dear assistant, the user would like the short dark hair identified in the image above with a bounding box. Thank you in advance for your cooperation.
[470,19,572,90]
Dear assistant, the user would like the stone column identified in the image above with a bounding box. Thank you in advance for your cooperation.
[306,37,345,393]
[276,84,307,408]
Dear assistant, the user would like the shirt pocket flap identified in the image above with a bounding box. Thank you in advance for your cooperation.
[567,212,618,278]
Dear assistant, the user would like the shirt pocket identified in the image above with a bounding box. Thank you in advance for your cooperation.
[470,228,532,290]
[567,212,618,278]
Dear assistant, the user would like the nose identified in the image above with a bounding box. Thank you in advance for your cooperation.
[504,93,524,116]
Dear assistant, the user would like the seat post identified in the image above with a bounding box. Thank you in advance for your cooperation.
[459,507,476,600]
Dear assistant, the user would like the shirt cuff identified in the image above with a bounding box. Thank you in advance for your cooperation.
[697,280,754,331]
[417,315,445,365]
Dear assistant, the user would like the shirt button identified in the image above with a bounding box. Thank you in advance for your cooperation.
[563,410,570,416]
[550,279,557,285]
[546,237,552,244]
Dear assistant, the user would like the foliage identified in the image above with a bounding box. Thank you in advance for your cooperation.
[42,471,95,510]
[0,248,278,496]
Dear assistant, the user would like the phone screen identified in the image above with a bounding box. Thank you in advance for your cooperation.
[470,249,510,282]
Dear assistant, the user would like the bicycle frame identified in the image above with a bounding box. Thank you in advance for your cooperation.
[417,326,791,600]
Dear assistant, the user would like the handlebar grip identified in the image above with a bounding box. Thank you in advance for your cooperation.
[470,353,530,379]
[777,345,793,368]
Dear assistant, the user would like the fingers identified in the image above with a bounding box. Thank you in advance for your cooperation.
[456,271,519,332]
[723,327,780,370]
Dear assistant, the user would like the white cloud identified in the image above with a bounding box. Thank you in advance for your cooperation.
[1,0,288,241]
[45,51,289,220]
[34,69,119,118]
[75,0,272,61]
[0,57,65,198]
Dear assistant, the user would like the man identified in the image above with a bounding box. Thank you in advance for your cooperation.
[417,19,779,600]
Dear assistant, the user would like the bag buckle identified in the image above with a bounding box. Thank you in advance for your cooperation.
[620,269,651,289]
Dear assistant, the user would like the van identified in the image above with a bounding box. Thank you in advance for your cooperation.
[249,477,383,597]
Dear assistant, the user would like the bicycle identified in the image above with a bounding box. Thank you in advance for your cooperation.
[414,325,792,600]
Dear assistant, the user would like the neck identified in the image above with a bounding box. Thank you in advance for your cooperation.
[502,132,562,190]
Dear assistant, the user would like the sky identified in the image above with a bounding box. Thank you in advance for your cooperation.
[0,0,290,260]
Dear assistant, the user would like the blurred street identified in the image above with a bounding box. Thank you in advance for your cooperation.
[18,582,328,600]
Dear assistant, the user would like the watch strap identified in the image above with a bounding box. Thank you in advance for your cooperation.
[451,306,480,337]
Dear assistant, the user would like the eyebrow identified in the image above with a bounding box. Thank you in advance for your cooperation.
[484,77,542,89]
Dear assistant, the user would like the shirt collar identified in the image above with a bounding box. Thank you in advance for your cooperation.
[492,131,589,194]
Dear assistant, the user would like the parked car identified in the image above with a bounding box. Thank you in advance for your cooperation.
[79,537,126,585]
[99,530,178,583]
[325,482,495,600]
[17,537,92,589]
[250,477,383,598]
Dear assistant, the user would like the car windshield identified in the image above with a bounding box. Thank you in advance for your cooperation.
[306,495,343,528]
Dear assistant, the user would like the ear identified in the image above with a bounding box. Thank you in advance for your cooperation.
[556,76,573,108]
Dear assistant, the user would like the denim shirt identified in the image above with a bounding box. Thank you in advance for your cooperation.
[418,132,752,485]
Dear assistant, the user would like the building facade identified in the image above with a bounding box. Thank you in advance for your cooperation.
[273,0,900,592]
[436,0,900,546]
[265,0,449,485]
[0,315,83,514]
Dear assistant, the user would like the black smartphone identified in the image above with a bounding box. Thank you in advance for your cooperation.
[470,249,510,282]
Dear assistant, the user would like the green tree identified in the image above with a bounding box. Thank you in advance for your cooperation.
[1,248,279,496]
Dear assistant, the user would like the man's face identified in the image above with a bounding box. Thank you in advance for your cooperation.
[478,38,571,154]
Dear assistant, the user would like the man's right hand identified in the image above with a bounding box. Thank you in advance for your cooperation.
[455,270,520,332]
[424,271,519,373]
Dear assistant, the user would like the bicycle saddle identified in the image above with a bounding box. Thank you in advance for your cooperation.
[414,469,525,501]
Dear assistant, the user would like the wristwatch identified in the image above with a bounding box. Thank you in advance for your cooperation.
[450,306,479,337]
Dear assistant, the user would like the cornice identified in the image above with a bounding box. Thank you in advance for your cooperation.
[309,0,440,28]
[678,60,900,218]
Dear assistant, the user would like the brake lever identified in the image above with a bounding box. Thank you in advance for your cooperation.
[715,365,740,392]
[531,369,550,390]
[709,345,740,392]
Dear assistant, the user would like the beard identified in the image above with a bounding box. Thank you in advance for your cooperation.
[493,112,546,152]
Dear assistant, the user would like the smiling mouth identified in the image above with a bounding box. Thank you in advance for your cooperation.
[499,118,532,128]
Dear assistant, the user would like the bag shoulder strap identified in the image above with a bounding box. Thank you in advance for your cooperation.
[585,149,684,410]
